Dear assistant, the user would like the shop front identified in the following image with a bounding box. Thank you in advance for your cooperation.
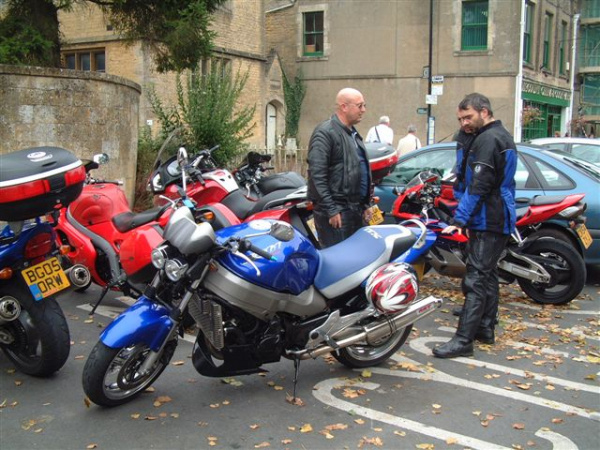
[521,80,571,140]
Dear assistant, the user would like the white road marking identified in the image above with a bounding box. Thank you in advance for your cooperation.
[502,318,600,341]
[535,429,578,450]
[313,378,511,450]
[407,337,600,395]
[506,302,599,316]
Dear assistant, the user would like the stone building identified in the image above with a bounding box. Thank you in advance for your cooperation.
[59,0,286,150]
[266,0,586,146]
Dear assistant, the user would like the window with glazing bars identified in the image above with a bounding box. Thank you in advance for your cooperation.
[543,13,552,69]
[523,1,533,63]
[63,50,105,72]
[461,1,488,51]
[559,21,567,75]
[582,0,600,19]
[580,25,600,67]
[303,11,324,56]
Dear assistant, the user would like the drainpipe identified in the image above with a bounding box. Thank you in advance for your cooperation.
[567,14,580,134]
[514,1,526,142]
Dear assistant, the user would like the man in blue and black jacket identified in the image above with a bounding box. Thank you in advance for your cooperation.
[433,93,517,359]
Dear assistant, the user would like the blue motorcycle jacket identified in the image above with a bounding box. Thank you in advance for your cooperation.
[452,121,517,235]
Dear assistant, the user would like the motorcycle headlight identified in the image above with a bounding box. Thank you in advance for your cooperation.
[151,246,170,269]
[150,173,163,192]
[165,258,188,282]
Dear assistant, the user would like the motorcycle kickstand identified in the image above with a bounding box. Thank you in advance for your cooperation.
[292,357,301,402]
[89,285,110,316]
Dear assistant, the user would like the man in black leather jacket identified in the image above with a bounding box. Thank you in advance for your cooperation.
[307,88,374,248]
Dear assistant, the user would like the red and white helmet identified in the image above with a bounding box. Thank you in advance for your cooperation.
[365,263,419,313]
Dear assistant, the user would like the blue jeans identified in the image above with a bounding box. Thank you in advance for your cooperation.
[314,207,364,248]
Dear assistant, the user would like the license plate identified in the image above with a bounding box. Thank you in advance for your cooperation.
[576,223,593,249]
[368,205,384,225]
[21,257,70,301]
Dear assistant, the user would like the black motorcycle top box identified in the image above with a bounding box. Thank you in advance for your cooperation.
[0,146,85,221]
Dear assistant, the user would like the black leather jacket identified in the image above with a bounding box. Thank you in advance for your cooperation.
[307,114,372,217]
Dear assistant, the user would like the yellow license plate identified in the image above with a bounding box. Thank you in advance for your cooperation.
[576,223,593,249]
[368,205,384,225]
[21,257,70,301]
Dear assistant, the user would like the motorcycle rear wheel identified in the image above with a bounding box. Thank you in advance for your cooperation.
[82,339,176,407]
[0,284,70,377]
[332,325,412,369]
[517,239,586,305]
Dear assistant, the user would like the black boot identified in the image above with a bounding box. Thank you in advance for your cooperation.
[474,327,494,344]
[432,336,473,358]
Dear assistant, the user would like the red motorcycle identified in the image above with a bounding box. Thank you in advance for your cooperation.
[390,171,587,305]
[48,155,172,309]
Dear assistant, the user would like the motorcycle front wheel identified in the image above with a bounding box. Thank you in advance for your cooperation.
[82,339,177,407]
[333,325,412,369]
[517,239,586,305]
[0,284,70,377]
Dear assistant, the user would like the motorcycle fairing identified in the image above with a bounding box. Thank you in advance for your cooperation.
[315,225,416,299]
[100,297,174,351]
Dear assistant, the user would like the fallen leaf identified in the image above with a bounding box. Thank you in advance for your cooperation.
[285,393,305,406]
[86,445,97,449]
[131,413,140,419]
[432,404,442,409]
[144,416,158,420]
[446,437,458,445]
[221,377,243,387]
[300,423,313,433]
[354,418,365,425]
[416,444,434,449]
[170,413,179,418]
[14,380,22,387]
[513,423,525,430]
[361,369,372,378]
[254,442,270,448]
[144,387,155,393]
[84,397,91,408]
[319,430,335,439]
[273,385,284,391]
[552,418,564,424]
[281,439,292,444]
[171,360,185,366]
[324,423,348,431]
[393,430,406,437]
[250,424,260,430]
[84,318,94,324]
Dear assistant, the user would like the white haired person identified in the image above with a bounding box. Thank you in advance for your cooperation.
[396,124,422,157]
[365,115,394,145]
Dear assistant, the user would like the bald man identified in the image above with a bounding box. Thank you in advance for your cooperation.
[307,88,374,248]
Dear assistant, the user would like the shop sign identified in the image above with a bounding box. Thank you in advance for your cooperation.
[522,80,570,102]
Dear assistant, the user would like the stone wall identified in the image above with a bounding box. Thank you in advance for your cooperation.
[0,64,140,203]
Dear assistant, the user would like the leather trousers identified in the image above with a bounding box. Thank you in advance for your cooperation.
[457,230,509,340]
[314,206,364,248]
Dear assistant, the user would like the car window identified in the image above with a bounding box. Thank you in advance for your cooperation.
[531,159,575,189]
[571,144,600,164]
[543,143,567,151]
[514,156,535,189]
[382,149,455,185]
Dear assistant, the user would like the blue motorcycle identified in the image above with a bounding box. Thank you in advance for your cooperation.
[0,218,73,376]
[82,200,443,406]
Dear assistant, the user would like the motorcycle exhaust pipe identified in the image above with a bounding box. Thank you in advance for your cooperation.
[0,296,21,325]
[64,264,92,289]
[292,295,443,360]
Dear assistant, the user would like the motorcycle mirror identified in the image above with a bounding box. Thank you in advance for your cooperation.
[269,222,295,242]
[93,153,109,165]
[177,147,189,167]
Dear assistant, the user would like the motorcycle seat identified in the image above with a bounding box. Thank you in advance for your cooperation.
[112,206,168,233]
[314,225,417,299]
[221,188,302,220]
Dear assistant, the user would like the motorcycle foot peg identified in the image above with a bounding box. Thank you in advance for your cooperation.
[66,264,92,288]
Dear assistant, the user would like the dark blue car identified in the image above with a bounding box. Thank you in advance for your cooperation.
[375,143,600,265]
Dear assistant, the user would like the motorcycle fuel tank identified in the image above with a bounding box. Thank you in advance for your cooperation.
[203,220,325,319]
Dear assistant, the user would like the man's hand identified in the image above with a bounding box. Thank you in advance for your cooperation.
[442,225,462,235]
[329,213,342,229]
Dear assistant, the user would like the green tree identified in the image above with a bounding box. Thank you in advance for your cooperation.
[0,0,226,72]
[146,60,256,166]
